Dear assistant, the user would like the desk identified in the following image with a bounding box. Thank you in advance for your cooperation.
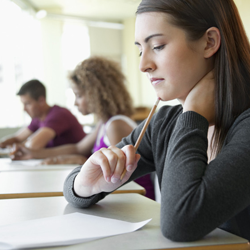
[0,170,145,199]
[0,194,248,250]
[0,158,77,171]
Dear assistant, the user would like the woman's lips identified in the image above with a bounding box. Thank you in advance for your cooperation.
[150,78,164,86]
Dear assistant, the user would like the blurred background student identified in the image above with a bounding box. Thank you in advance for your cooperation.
[12,56,155,200]
[0,79,86,150]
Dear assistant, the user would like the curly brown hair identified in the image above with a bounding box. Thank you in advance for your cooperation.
[69,56,134,122]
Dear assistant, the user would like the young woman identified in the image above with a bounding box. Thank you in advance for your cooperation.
[63,0,250,242]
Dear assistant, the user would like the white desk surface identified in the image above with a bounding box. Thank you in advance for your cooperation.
[0,158,77,171]
[0,170,145,199]
[0,194,248,250]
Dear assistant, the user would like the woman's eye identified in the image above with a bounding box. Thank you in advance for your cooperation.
[139,51,142,57]
[153,45,165,51]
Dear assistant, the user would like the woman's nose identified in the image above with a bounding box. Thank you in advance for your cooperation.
[139,53,156,73]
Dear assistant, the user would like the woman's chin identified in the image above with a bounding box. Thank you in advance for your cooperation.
[158,95,177,102]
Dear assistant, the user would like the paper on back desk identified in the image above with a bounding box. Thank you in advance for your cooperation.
[9,159,43,166]
[0,213,151,250]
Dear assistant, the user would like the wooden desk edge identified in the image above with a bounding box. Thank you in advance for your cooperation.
[113,189,146,195]
[0,192,64,199]
[0,189,146,199]
[153,242,250,250]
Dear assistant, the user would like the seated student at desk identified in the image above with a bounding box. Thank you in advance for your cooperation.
[0,79,86,150]
[12,56,155,200]
[63,0,250,243]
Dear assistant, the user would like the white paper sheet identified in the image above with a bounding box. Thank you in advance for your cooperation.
[9,159,43,166]
[0,213,151,250]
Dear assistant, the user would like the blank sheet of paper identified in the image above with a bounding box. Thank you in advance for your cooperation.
[0,213,151,250]
[9,159,43,166]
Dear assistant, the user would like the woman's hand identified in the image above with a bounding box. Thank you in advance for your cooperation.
[74,145,140,197]
[10,144,33,160]
[41,155,87,165]
[183,70,215,125]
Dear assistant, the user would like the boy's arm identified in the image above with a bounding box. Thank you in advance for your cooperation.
[24,127,56,149]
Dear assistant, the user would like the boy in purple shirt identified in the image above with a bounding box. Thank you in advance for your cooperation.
[28,105,86,148]
[0,79,85,149]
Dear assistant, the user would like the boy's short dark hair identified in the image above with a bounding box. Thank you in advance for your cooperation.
[17,79,46,100]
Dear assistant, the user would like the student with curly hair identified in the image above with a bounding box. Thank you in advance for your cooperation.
[63,0,250,242]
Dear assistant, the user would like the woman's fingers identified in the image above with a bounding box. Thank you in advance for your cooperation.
[87,145,138,184]
[88,149,114,182]
[107,146,126,183]
[75,146,139,197]
[122,145,137,172]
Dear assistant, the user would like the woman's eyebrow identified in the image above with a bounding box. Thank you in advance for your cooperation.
[135,33,164,45]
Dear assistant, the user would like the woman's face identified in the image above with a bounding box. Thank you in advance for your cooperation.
[135,12,212,103]
[71,83,90,115]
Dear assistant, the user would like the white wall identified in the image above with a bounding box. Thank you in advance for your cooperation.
[122,17,141,107]
[89,26,122,62]
[234,0,250,41]
[40,18,68,107]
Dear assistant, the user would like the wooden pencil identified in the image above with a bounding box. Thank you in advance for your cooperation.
[120,97,160,180]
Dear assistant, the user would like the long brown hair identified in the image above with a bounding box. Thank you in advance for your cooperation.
[137,0,250,156]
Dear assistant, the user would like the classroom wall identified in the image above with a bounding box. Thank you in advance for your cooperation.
[234,0,250,40]
[40,18,68,108]
[122,17,141,107]
[89,26,122,63]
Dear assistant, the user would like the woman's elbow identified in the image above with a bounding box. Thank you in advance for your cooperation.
[160,217,207,242]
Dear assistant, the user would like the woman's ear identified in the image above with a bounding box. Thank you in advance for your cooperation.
[204,27,221,58]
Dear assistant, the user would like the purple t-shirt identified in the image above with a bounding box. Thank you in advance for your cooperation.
[28,105,86,148]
